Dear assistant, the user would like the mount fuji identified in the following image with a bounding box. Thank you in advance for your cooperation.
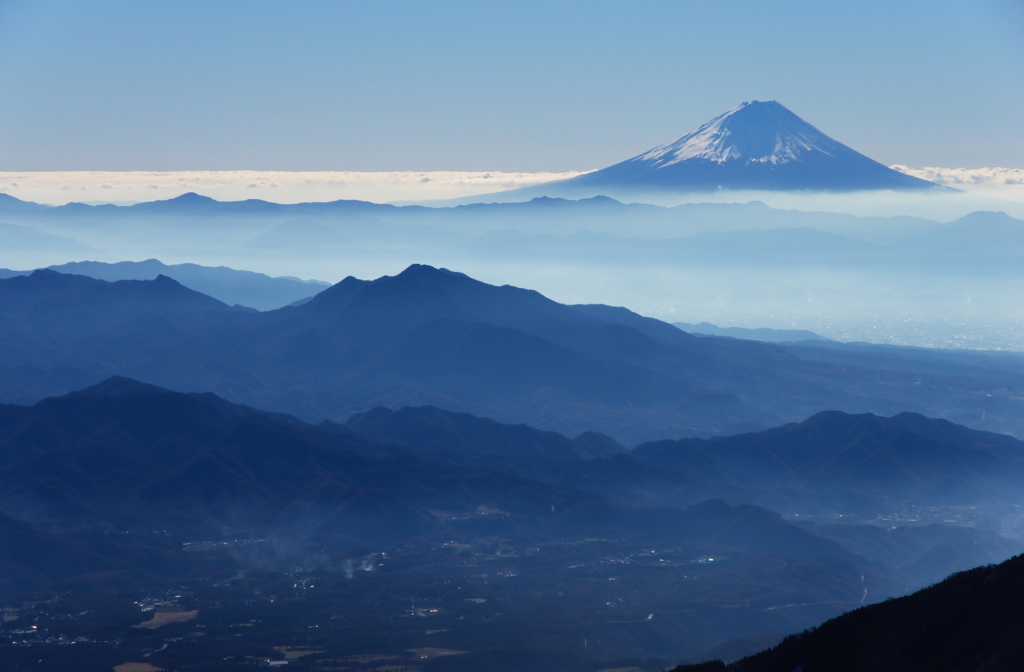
[499,101,939,199]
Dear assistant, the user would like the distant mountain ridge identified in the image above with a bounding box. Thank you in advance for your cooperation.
[4,263,1024,443]
[632,410,1024,514]
[0,259,328,311]
[346,405,624,462]
[0,376,847,557]
[9,377,1012,562]
[674,321,830,343]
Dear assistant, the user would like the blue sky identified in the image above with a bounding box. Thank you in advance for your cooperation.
[2,0,1022,172]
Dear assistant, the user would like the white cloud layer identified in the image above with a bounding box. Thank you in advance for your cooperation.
[2,168,1023,213]
[891,165,1024,201]
[0,170,589,206]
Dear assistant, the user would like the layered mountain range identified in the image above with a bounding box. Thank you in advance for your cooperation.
[1,99,1020,670]
[6,185,1023,350]
[3,264,1024,445]
[1,377,1022,669]
[8,376,1020,543]
[2,262,1024,669]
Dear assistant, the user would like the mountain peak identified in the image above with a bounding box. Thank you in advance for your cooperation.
[634,100,854,168]
[518,101,941,195]
[128,191,220,213]
[170,192,216,203]
[394,264,467,282]
[64,376,170,400]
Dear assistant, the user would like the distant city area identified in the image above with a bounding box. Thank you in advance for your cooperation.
[680,316,1024,352]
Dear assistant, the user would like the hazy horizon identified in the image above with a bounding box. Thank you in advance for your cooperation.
[3,165,1024,217]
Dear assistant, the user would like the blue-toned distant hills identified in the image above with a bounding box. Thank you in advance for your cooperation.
[3,377,1019,587]
[3,263,1024,444]
[673,321,830,343]
[3,264,1024,669]
[0,259,329,311]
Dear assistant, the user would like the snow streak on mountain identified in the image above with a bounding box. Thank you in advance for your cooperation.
[634,100,863,167]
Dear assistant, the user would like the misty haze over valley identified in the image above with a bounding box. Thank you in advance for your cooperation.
[4,184,1024,351]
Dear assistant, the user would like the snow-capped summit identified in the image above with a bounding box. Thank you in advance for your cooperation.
[504,101,940,198]
[635,100,849,167]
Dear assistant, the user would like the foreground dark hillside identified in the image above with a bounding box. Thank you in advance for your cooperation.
[3,265,1024,444]
[672,552,1024,672]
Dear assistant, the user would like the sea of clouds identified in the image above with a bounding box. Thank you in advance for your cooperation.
[891,166,1024,202]
[0,170,589,206]
[1,166,1022,219]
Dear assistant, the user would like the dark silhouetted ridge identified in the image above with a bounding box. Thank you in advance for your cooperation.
[633,410,1024,512]
[346,404,625,461]
[673,552,1024,672]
